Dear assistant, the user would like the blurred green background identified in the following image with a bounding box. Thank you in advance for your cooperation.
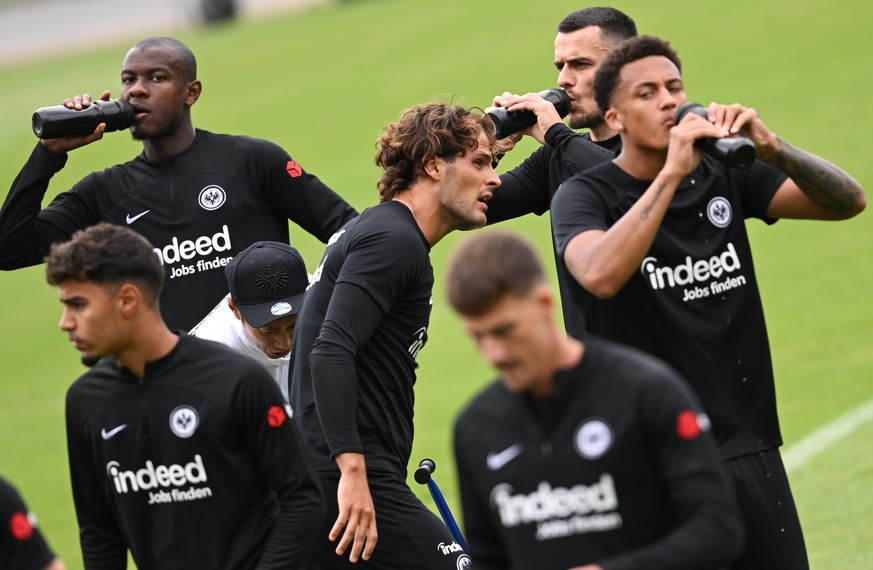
[1,0,871,567]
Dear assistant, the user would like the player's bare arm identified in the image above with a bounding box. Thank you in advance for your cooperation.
[706,102,865,220]
[563,115,718,299]
[763,138,865,219]
[563,176,679,300]
[332,452,378,563]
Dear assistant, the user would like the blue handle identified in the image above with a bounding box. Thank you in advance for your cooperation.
[427,478,468,550]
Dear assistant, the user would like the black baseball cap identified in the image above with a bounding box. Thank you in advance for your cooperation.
[225,241,309,328]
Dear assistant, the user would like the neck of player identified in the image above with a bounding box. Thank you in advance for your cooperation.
[142,120,197,161]
[116,322,179,378]
[613,145,671,180]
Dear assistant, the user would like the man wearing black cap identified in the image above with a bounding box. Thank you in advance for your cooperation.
[190,241,309,401]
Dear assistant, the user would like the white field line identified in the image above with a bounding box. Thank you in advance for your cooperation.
[783,395,873,473]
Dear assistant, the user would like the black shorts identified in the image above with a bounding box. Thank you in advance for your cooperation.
[724,448,808,570]
[314,468,472,570]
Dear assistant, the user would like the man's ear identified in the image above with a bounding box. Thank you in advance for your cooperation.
[226,297,243,322]
[186,80,202,107]
[532,283,554,313]
[115,283,142,317]
[604,107,623,132]
[423,155,442,181]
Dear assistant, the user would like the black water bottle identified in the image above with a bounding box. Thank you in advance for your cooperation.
[485,88,570,139]
[674,102,756,169]
[32,98,135,139]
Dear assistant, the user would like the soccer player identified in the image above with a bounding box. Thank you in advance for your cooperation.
[0,36,356,329]
[446,230,742,570]
[289,102,499,569]
[190,240,309,401]
[487,7,637,209]
[483,7,638,339]
[551,36,865,569]
[47,223,325,569]
[0,476,65,570]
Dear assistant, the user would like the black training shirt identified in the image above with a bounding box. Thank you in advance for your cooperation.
[290,201,433,476]
[66,334,325,569]
[0,130,357,329]
[454,338,742,570]
[486,124,619,338]
[486,124,617,224]
[551,157,786,458]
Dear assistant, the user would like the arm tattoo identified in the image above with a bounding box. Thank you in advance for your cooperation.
[771,138,863,216]
[641,182,667,220]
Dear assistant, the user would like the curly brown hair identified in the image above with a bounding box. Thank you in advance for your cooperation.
[375,103,496,203]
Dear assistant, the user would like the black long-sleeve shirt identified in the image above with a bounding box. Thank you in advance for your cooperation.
[0,131,357,329]
[485,124,618,339]
[454,337,743,570]
[290,202,433,476]
[551,157,785,458]
[65,334,325,569]
[486,123,617,225]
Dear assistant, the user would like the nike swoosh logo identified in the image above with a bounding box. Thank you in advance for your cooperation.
[486,444,522,471]
[101,424,128,440]
[125,210,151,224]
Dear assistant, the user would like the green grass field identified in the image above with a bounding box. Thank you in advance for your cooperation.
[1,0,871,567]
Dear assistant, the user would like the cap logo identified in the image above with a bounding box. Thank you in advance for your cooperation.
[271,302,292,316]
[256,264,289,295]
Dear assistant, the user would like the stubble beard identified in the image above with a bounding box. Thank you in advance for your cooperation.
[456,216,486,232]
[568,110,605,131]
[449,197,487,231]
[440,175,488,232]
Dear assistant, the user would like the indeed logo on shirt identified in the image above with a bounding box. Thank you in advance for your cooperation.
[106,454,213,505]
[152,225,234,280]
[640,242,748,302]
[490,474,623,540]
